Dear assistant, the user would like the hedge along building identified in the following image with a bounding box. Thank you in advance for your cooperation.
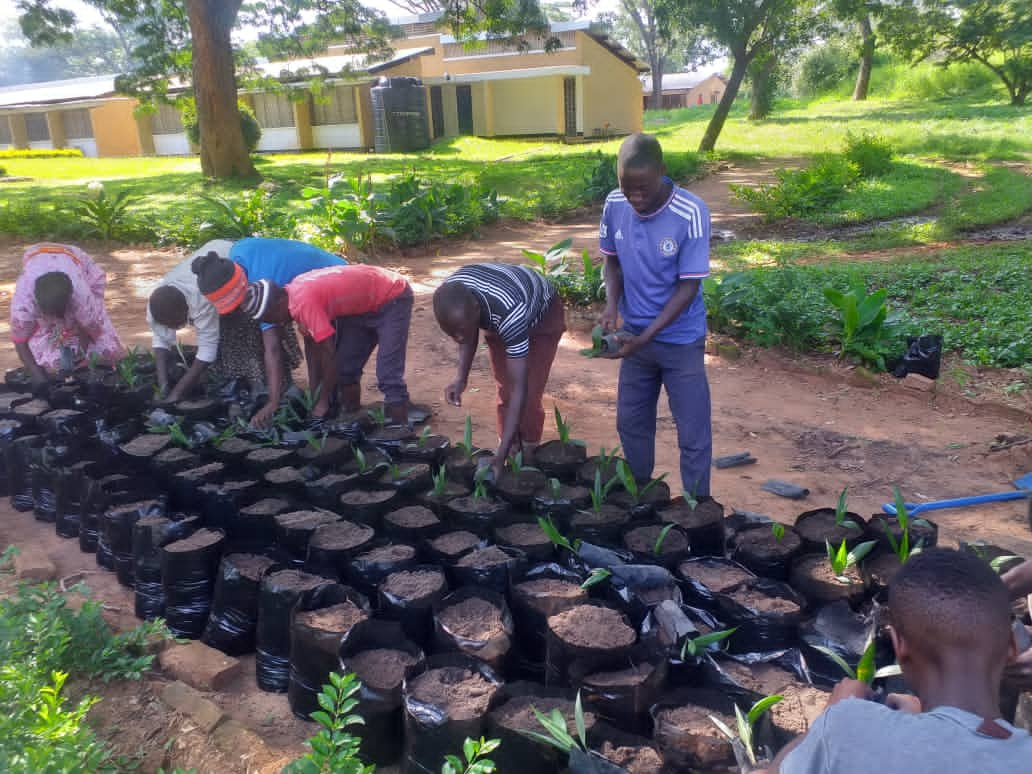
[0,18,645,158]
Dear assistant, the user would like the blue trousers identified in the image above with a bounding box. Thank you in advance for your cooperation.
[617,336,712,497]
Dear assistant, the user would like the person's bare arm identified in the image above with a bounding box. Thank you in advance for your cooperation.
[445,329,479,406]
[251,327,286,428]
[14,341,47,387]
[167,358,210,403]
[309,338,337,418]
[494,356,529,476]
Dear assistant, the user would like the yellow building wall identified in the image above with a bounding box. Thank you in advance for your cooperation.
[419,48,580,79]
[489,76,562,135]
[90,100,144,156]
[577,32,643,136]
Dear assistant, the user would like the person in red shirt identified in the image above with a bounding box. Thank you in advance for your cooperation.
[241,264,413,424]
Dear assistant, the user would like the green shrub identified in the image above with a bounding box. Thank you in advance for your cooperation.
[583,151,617,202]
[890,61,999,101]
[181,99,262,153]
[794,40,857,97]
[844,131,894,178]
[0,148,85,159]
[732,155,860,221]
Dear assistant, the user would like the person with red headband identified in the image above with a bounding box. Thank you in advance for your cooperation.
[10,243,123,389]
[239,264,413,425]
[192,238,346,427]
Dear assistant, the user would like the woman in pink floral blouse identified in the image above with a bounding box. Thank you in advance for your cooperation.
[10,243,123,387]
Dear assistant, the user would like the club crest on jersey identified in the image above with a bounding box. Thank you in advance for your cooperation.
[599,222,608,239]
[659,237,677,256]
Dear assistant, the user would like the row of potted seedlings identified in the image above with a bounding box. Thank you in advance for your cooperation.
[2,361,1011,774]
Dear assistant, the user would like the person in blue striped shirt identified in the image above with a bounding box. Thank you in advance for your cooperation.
[598,133,713,498]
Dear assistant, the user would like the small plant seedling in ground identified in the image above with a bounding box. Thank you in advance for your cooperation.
[472,466,491,501]
[282,671,372,774]
[442,737,501,774]
[548,477,562,499]
[388,463,416,482]
[615,459,666,506]
[538,516,580,554]
[588,468,620,514]
[211,424,239,448]
[826,538,877,582]
[813,637,901,685]
[553,405,586,446]
[653,524,676,555]
[417,425,433,447]
[885,487,932,564]
[709,694,784,768]
[581,568,612,589]
[431,465,449,496]
[150,421,191,449]
[367,405,387,429]
[353,447,371,474]
[680,627,738,660]
[506,451,539,476]
[991,555,1022,573]
[521,691,589,753]
[771,523,786,541]
[683,481,701,510]
[835,487,860,530]
[457,415,475,458]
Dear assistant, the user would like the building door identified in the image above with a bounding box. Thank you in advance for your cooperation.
[456,85,473,135]
[430,86,445,139]
[563,77,577,137]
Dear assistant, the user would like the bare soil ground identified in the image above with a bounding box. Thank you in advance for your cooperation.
[2,161,1032,770]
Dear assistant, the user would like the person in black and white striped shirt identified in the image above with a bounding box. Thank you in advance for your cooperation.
[433,263,566,479]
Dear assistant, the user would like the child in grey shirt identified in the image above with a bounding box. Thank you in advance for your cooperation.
[771,548,1032,774]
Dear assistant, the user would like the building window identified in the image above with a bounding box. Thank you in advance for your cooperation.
[25,113,50,142]
[711,91,720,104]
[63,109,94,139]
[0,116,12,145]
[152,103,184,135]
[310,85,357,126]
[251,92,295,128]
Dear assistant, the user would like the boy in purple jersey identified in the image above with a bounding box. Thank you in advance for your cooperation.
[598,133,712,497]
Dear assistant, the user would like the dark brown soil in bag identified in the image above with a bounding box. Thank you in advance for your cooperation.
[406,666,499,721]
[348,648,421,691]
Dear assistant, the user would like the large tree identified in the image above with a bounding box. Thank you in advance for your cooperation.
[879,0,1032,106]
[612,0,689,110]
[659,0,820,150]
[832,0,878,100]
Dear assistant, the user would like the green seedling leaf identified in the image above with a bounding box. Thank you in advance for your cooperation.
[990,555,1021,573]
[680,627,738,660]
[771,522,786,541]
[654,524,675,555]
[581,568,611,589]
[538,516,577,553]
[574,692,587,748]
[747,693,784,727]
[812,645,857,680]
[855,639,877,684]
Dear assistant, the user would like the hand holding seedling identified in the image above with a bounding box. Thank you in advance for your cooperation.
[598,331,641,360]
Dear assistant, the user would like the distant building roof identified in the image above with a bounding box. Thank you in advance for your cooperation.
[0,74,119,109]
[640,71,727,95]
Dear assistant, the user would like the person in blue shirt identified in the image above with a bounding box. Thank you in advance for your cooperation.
[192,238,346,427]
[598,133,712,498]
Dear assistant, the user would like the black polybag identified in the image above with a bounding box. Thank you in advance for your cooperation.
[570,643,669,734]
[161,528,227,638]
[432,587,514,673]
[255,569,335,692]
[605,564,683,630]
[54,461,94,539]
[202,553,278,654]
[798,600,874,687]
[0,419,25,497]
[339,619,426,765]
[104,498,167,587]
[8,434,42,511]
[448,545,526,595]
[715,578,807,654]
[379,564,448,647]
[677,556,757,612]
[402,654,504,774]
[304,520,377,580]
[345,542,420,598]
[891,334,942,379]
[703,650,812,702]
[508,562,587,666]
[639,600,727,685]
[287,584,371,719]
[568,748,638,774]
[133,513,199,620]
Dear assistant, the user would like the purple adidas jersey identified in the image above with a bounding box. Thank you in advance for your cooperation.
[599,180,710,345]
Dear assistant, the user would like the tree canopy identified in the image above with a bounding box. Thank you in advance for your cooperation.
[878,0,1032,106]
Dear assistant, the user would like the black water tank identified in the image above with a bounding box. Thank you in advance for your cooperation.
[371,76,431,153]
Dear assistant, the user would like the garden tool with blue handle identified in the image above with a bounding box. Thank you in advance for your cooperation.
[882,472,1032,516]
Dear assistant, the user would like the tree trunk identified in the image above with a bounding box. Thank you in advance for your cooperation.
[852,15,875,101]
[748,54,777,120]
[699,54,749,153]
[649,58,664,110]
[185,0,256,179]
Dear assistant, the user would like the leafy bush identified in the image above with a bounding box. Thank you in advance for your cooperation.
[889,61,999,101]
[583,151,617,202]
[525,238,606,306]
[793,40,857,97]
[732,155,860,221]
[76,183,136,241]
[282,671,370,774]
[824,280,897,369]
[843,131,894,178]
[0,557,172,771]
[0,148,84,159]
[200,187,284,240]
[181,99,262,153]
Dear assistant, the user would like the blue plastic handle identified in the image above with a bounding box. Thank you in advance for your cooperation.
[882,490,1029,516]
